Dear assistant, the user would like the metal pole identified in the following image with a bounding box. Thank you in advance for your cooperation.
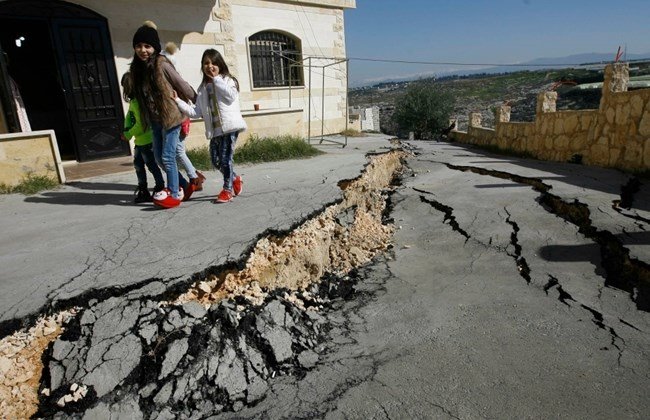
[320,60,325,143]
[344,59,349,148]
[308,57,312,144]
[289,63,292,108]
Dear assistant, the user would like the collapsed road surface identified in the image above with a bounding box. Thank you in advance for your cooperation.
[1,136,649,418]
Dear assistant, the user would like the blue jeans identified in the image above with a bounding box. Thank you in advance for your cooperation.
[152,122,188,199]
[134,143,164,188]
[176,140,197,179]
[210,132,238,191]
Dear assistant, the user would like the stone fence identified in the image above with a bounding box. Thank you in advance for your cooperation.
[450,63,650,170]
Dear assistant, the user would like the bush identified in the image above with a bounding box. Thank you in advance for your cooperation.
[185,146,213,171]
[393,82,455,139]
[235,135,323,164]
[0,173,59,195]
[340,129,366,137]
[185,135,324,170]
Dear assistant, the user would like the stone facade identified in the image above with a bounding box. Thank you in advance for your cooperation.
[183,108,304,151]
[0,131,65,186]
[451,63,650,171]
[0,0,355,184]
[66,0,354,138]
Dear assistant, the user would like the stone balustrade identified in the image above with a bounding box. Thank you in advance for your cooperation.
[451,63,650,170]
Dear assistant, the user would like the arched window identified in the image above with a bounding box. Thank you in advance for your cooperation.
[249,31,303,88]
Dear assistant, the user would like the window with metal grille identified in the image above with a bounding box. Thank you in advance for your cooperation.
[249,31,303,88]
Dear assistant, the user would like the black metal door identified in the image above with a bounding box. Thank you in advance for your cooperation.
[52,18,127,161]
[0,43,20,133]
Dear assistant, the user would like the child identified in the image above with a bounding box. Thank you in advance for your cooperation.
[121,72,164,203]
[162,41,206,193]
[174,49,246,203]
[129,21,197,208]
[178,127,206,192]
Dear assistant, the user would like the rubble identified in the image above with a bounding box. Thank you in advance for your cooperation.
[0,310,76,419]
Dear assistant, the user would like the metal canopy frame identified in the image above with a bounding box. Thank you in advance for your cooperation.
[282,54,350,148]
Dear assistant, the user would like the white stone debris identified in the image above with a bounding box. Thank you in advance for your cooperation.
[0,308,78,418]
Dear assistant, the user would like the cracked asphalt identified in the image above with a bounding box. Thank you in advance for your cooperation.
[230,140,650,419]
[2,136,649,418]
[0,135,389,330]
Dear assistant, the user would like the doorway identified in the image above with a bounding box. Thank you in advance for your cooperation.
[1,18,75,159]
[0,0,128,162]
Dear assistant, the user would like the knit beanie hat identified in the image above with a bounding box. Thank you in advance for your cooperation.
[132,21,161,53]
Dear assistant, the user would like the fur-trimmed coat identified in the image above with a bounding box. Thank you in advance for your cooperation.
[145,55,196,129]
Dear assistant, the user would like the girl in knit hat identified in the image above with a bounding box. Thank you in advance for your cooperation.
[129,21,197,208]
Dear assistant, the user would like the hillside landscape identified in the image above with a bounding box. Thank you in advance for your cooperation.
[350,61,650,136]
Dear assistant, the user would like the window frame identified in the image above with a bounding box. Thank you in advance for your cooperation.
[247,30,305,90]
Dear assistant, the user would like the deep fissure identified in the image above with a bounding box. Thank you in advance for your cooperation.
[0,150,407,419]
[445,163,650,311]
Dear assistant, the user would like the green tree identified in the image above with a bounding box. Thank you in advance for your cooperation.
[393,82,455,139]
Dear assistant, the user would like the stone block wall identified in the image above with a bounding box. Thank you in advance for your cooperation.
[450,63,650,170]
[0,131,65,186]
[182,108,304,151]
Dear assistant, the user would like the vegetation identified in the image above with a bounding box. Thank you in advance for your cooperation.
[236,135,323,164]
[185,146,213,171]
[340,129,366,137]
[0,173,59,195]
[393,82,455,139]
[186,135,324,170]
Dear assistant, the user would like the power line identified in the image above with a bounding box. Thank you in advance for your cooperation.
[310,55,601,68]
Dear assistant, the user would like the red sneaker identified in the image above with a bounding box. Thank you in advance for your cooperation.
[153,188,182,208]
[214,189,233,203]
[233,175,243,196]
[182,183,196,202]
[191,171,206,192]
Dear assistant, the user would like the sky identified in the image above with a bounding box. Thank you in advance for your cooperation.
[343,0,650,86]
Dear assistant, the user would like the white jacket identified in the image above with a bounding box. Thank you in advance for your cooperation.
[175,75,247,138]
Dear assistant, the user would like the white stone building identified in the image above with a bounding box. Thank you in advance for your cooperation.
[0,0,355,175]
[349,105,380,132]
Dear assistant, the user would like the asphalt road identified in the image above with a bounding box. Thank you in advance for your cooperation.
[230,140,650,419]
[2,137,649,418]
[0,135,390,330]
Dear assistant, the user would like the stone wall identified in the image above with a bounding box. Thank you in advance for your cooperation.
[182,108,304,151]
[450,63,650,170]
[0,130,65,186]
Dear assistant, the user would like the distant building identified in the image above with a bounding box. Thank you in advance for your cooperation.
[349,106,380,132]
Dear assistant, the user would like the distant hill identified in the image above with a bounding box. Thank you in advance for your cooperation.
[486,52,650,74]
[352,52,650,88]
[524,52,650,66]
[349,62,650,136]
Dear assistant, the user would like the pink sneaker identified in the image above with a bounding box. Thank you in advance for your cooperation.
[233,175,243,196]
[214,189,233,203]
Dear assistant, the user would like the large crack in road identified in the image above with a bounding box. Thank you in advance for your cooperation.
[444,162,650,311]
[1,151,405,419]
[2,140,648,418]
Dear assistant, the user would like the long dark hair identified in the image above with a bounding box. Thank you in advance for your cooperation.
[129,53,176,128]
[121,72,133,102]
[201,49,239,91]
[129,54,154,128]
